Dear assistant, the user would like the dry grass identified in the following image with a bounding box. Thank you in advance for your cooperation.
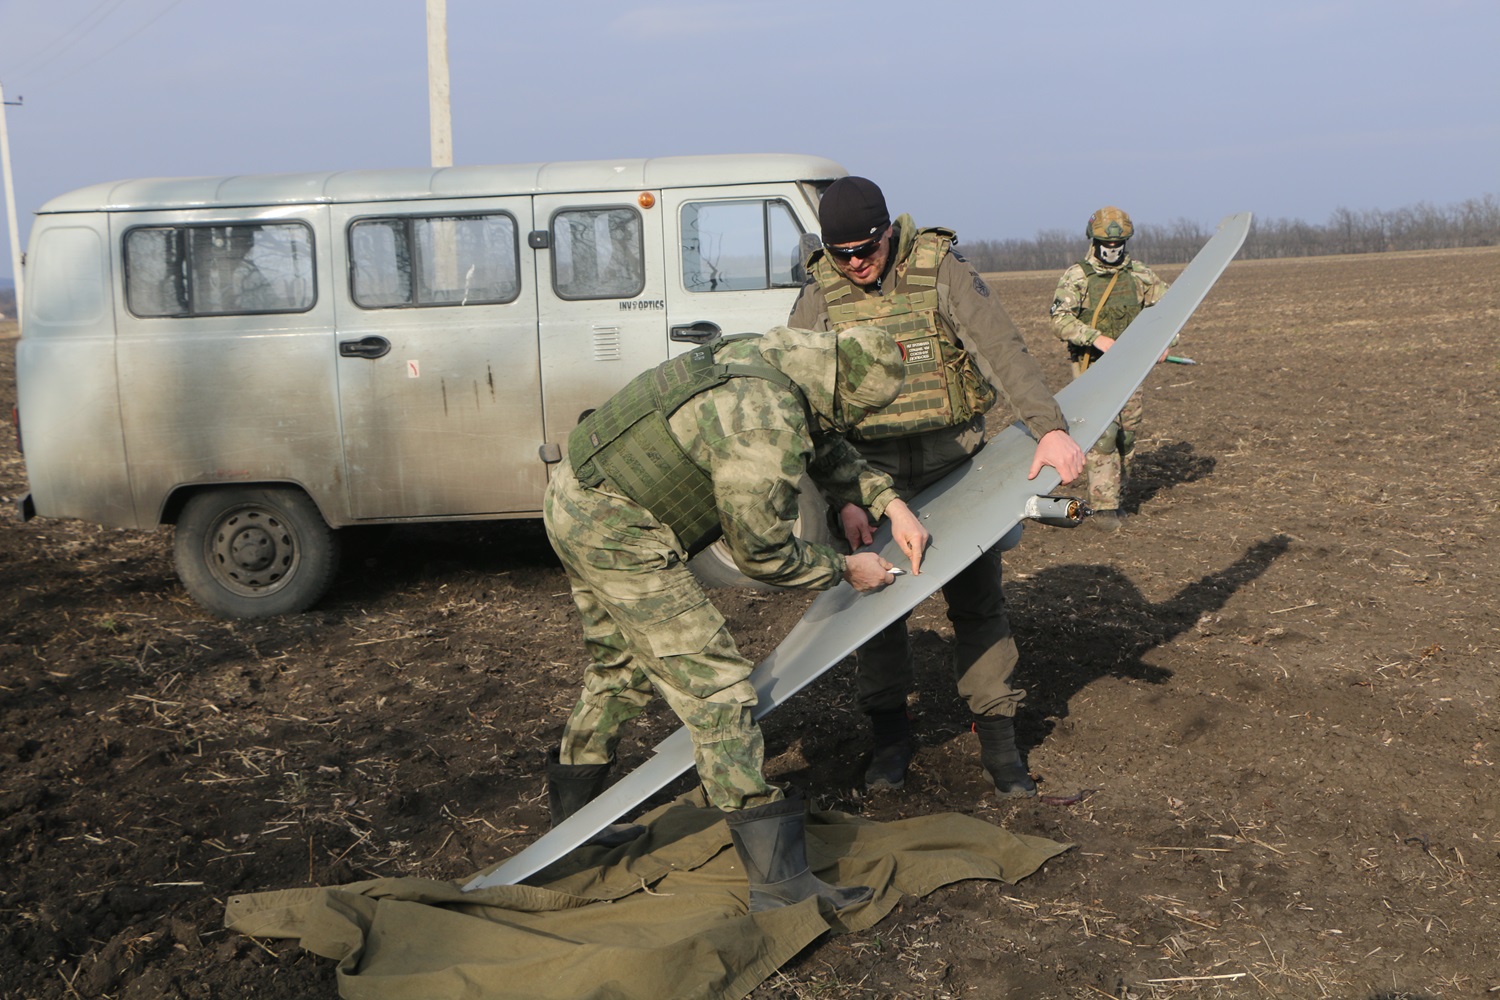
[4,252,1499,999]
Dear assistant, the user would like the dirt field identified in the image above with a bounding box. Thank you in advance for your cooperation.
[2,246,1497,999]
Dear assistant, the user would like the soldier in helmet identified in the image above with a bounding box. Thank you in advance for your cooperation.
[543,325,930,913]
[1050,206,1171,530]
[789,176,1084,801]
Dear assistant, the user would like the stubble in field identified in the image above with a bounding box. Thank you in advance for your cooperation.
[0,246,1497,999]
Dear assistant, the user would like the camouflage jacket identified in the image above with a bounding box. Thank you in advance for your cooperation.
[658,328,900,590]
[789,216,1068,445]
[1050,251,1169,348]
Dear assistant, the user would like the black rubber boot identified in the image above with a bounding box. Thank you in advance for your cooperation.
[547,750,644,846]
[864,708,915,790]
[726,796,873,913]
[973,714,1037,799]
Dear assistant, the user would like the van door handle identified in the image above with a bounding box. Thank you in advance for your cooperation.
[339,336,391,359]
[669,321,721,344]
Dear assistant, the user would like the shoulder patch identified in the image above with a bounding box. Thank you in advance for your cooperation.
[972,272,990,298]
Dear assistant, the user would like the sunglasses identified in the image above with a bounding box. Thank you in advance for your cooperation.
[825,233,885,261]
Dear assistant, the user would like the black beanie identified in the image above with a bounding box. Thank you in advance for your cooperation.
[819,176,890,244]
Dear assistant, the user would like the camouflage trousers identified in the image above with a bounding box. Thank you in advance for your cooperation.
[855,543,1023,718]
[542,457,780,812]
[1073,359,1145,512]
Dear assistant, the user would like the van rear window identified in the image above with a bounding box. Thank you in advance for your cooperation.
[124,222,315,317]
[350,213,520,308]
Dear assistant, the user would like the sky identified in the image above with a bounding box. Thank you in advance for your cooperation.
[1,0,1497,286]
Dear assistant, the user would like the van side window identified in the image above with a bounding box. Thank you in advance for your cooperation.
[350,213,520,308]
[551,207,645,300]
[124,223,315,317]
[680,199,805,292]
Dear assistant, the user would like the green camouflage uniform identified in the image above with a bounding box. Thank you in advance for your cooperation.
[1050,250,1169,511]
[543,327,904,812]
[790,216,1069,720]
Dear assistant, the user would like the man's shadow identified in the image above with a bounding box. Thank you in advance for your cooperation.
[1122,441,1216,514]
[908,534,1291,759]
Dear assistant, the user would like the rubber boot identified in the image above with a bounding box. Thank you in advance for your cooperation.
[973,714,1037,799]
[864,708,915,790]
[547,750,644,847]
[725,796,874,913]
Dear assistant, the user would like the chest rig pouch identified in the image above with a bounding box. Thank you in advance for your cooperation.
[812,228,996,441]
[568,336,804,556]
[1082,260,1144,338]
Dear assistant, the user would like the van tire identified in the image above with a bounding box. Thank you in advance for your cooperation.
[688,476,833,591]
[173,487,341,619]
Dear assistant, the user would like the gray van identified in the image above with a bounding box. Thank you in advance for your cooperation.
[15,153,845,617]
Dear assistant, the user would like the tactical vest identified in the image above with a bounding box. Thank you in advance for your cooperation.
[567,337,806,556]
[1081,260,1144,338]
[809,227,996,441]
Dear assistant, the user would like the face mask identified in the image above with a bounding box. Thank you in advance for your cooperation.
[1095,240,1126,266]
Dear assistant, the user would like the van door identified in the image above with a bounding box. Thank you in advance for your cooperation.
[111,208,343,524]
[15,216,131,525]
[660,186,813,343]
[330,198,543,519]
[532,193,669,454]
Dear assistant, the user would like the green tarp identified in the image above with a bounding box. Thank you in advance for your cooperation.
[225,794,1068,1000]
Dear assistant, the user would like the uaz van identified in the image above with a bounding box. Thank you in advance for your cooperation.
[14,153,846,617]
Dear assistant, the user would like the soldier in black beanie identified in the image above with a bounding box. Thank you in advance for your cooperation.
[791,175,1084,799]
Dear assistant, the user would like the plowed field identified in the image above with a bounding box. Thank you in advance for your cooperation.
[2,245,1497,999]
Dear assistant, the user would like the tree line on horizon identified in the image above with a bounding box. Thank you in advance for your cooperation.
[960,194,1500,273]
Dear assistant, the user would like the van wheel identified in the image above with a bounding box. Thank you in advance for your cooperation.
[173,487,341,619]
[689,476,833,591]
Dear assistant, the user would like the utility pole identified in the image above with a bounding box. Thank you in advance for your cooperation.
[0,81,22,324]
[426,0,453,168]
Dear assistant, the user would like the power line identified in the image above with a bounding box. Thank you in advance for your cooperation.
[52,0,191,81]
[11,0,132,80]
[10,0,190,89]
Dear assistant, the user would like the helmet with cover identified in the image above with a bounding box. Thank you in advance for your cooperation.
[1086,206,1134,241]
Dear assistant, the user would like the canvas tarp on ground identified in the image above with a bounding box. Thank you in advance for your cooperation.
[224,793,1069,1000]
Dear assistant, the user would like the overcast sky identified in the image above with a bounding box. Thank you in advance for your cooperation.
[1,0,1497,285]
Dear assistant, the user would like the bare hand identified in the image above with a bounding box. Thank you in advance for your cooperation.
[844,551,896,592]
[1028,428,1085,484]
[1093,334,1116,352]
[882,499,928,575]
[839,502,875,551]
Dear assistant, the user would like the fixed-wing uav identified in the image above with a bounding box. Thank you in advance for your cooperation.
[465,211,1252,891]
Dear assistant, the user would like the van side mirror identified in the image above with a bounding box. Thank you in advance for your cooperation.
[798,232,822,266]
[792,232,822,285]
